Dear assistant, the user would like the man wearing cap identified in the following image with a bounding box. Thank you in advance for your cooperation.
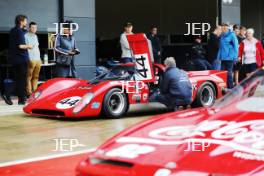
[191,35,212,70]
[149,57,192,111]
[120,22,134,63]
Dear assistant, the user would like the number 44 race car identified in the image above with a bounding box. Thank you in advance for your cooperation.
[23,34,227,118]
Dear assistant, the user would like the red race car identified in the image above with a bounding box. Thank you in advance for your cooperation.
[76,68,264,176]
[24,34,227,118]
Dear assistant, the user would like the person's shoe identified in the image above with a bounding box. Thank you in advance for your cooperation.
[167,106,178,112]
[1,94,13,105]
[18,101,26,105]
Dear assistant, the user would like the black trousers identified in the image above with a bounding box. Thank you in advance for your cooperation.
[0,68,4,95]
[221,60,234,89]
[149,90,192,109]
[153,54,161,64]
[6,62,28,101]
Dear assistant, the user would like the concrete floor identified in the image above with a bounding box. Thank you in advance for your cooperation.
[0,101,167,163]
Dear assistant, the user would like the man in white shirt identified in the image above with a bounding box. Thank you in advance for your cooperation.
[120,22,134,63]
[25,22,41,96]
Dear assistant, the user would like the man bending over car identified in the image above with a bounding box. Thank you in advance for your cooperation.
[149,57,192,111]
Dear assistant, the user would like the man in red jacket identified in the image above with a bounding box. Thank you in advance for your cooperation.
[238,28,264,77]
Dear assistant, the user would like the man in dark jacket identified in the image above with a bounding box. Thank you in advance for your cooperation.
[149,57,192,111]
[2,15,33,105]
[207,26,222,70]
[191,36,212,70]
[146,26,162,64]
[234,26,246,85]
[55,21,79,78]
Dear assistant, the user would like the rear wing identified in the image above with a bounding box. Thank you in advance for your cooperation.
[126,33,155,83]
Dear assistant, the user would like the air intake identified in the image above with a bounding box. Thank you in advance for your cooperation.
[90,158,134,168]
[32,109,65,117]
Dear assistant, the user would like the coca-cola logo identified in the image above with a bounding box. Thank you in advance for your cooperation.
[117,120,264,156]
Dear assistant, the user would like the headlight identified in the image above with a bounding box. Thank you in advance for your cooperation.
[73,93,94,114]
[154,169,172,176]
[26,91,42,105]
[33,91,42,99]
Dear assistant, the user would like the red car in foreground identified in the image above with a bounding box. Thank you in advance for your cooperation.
[76,68,264,176]
[24,34,227,118]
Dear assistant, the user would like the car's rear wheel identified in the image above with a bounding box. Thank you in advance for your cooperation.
[149,65,164,94]
[154,66,164,87]
[195,82,216,107]
[102,88,128,118]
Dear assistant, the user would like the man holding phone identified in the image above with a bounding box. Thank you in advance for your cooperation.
[54,21,80,78]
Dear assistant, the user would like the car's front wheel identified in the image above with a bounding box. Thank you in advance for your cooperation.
[102,88,128,118]
[194,82,216,107]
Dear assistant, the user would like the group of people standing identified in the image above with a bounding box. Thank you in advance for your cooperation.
[118,22,264,111]
[190,23,264,89]
[120,22,264,90]
[1,15,79,106]
[2,15,41,105]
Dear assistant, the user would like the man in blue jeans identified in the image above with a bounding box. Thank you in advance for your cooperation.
[218,23,239,89]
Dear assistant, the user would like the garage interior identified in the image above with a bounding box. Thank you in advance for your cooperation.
[95,0,218,68]
[95,0,264,68]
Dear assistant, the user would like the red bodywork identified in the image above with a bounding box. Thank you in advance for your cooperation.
[23,34,227,118]
[76,69,264,176]
[75,106,264,176]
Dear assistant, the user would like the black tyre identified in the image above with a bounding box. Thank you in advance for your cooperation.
[102,88,128,118]
[151,65,164,90]
[194,82,216,107]
[156,68,164,88]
